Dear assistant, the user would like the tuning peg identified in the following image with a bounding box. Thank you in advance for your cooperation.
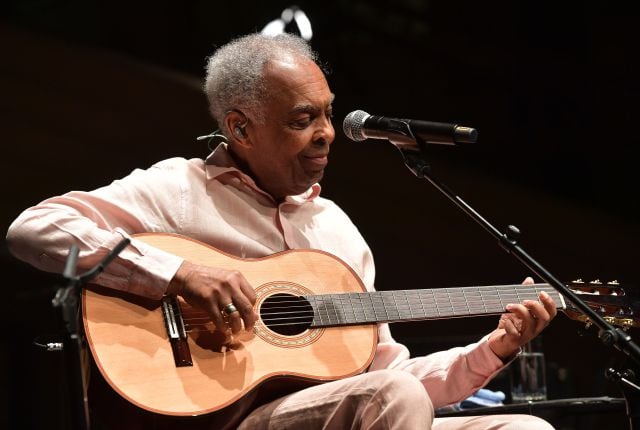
[607,280,620,286]
[590,279,603,285]
[572,279,584,284]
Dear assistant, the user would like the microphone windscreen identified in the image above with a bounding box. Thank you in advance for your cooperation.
[343,110,370,141]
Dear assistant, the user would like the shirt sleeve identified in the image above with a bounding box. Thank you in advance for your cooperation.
[6,159,190,299]
[369,323,507,408]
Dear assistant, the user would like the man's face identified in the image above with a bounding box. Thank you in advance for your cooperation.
[241,57,335,200]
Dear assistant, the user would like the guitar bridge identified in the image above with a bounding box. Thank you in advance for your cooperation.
[161,296,193,367]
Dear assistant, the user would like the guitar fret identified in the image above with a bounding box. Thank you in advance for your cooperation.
[387,293,396,321]
[475,287,497,313]
[455,291,470,314]
[341,296,349,321]
[319,296,328,325]
[450,291,471,316]
[378,292,390,321]
[352,293,363,323]
[464,288,484,314]
[374,294,384,322]
[434,290,453,316]
[418,292,427,316]
[387,292,398,320]
[314,296,323,325]
[335,294,346,324]
[417,290,427,318]
[381,292,392,321]
[368,294,377,321]
[404,291,416,320]
[321,296,332,325]
[508,285,517,305]
[362,293,373,322]
[419,289,436,318]
[307,296,318,325]
[341,294,350,323]
[461,289,471,316]
[476,288,489,314]
[496,288,508,310]
[478,289,490,314]
[343,294,353,324]
[481,287,501,313]
[332,295,343,324]
[402,290,413,319]
[331,294,342,325]
[404,291,413,317]
[389,291,407,320]
[349,293,358,323]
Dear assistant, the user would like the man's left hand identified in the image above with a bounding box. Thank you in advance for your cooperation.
[488,277,557,361]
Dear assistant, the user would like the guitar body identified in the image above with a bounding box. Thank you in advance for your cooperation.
[83,233,377,420]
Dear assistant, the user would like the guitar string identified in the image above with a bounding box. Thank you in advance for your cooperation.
[183,303,620,332]
[179,286,558,312]
[255,284,557,303]
[177,287,559,320]
[171,287,625,333]
[178,288,560,326]
[177,285,559,319]
[179,292,550,323]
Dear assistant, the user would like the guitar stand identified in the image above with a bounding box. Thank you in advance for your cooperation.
[52,238,131,430]
[390,134,640,429]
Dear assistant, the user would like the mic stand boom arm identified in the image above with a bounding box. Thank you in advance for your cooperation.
[397,139,640,428]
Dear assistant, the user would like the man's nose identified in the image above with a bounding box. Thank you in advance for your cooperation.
[314,115,335,145]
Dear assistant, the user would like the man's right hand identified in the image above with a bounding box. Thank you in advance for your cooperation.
[166,261,258,335]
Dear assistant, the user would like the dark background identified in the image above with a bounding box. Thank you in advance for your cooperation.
[1,1,639,429]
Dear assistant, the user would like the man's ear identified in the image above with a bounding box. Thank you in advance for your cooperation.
[224,110,251,148]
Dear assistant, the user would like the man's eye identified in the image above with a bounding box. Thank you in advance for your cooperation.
[290,117,313,129]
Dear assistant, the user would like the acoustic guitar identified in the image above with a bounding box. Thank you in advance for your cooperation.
[82,233,638,421]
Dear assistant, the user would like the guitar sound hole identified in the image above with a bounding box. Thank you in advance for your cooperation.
[260,293,313,336]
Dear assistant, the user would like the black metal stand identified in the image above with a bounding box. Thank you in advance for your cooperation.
[396,139,640,429]
[51,238,131,430]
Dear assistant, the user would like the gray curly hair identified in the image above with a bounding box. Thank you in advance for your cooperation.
[204,33,319,137]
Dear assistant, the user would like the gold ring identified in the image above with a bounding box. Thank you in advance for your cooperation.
[222,302,238,315]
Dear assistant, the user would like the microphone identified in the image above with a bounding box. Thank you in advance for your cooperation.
[343,110,477,150]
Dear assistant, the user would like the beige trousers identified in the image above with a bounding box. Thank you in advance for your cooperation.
[237,369,554,430]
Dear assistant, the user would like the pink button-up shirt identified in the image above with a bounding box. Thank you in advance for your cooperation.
[6,143,506,408]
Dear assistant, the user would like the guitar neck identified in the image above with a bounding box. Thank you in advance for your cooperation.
[305,283,566,327]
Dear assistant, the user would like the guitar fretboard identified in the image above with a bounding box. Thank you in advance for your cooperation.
[304,283,565,327]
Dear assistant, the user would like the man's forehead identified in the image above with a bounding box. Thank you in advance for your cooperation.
[289,93,335,113]
[263,56,326,85]
[262,59,332,106]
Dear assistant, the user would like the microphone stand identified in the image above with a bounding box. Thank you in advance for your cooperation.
[395,136,640,429]
[51,238,131,430]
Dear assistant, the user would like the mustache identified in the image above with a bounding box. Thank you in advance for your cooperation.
[312,137,331,147]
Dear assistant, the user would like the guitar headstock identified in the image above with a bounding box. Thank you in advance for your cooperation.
[565,279,639,330]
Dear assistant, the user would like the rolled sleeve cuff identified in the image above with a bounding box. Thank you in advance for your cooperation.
[94,233,184,299]
[466,334,515,382]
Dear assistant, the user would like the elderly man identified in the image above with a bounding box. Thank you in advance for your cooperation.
[7,33,556,429]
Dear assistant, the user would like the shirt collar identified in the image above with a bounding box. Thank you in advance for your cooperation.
[205,143,321,205]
